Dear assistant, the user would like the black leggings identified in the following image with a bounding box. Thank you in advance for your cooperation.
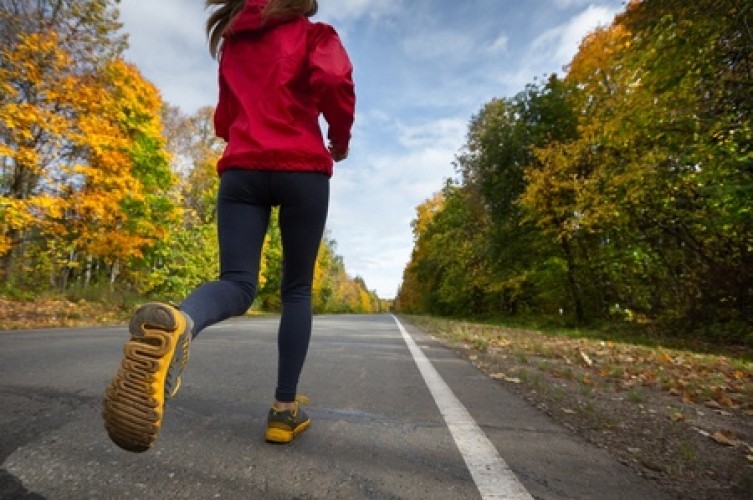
[180,169,329,402]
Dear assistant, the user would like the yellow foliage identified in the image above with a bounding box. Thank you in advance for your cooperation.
[0,197,33,231]
[412,192,445,240]
[0,27,175,268]
[30,195,65,220]
[567,24,632,89]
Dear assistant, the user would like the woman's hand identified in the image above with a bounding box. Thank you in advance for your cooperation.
[328,144,349,162]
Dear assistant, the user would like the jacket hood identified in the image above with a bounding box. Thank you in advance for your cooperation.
[229,0,294,35]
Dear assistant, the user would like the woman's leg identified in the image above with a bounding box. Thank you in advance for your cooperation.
[180,170,271,337]
[273,172,330,403]
[103,170,274,452]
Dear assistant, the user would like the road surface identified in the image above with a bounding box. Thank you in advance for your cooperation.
[0,314,666,499]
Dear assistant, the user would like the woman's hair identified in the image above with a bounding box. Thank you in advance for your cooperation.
[206,0,319,59]
[263,0,318,19]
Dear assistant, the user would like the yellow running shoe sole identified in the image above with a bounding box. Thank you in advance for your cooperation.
[102,303,190,453]
[265,419,311,444]
[265,397,311,444]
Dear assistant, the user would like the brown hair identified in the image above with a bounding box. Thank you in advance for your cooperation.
[206,0,319,59]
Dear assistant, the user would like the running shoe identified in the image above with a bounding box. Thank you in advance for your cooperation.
[265,396,311,444]
[102,302,192,452]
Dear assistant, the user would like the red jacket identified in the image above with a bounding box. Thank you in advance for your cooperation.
[214,0,355,176]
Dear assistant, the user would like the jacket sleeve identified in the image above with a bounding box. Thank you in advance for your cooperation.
[309,24,355,155]
[214,54,231,142]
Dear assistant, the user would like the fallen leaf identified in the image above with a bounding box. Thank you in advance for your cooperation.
[670,412,685,422]
[562,408,577,414]
[659,352,674,364]
[579,350,593,367]
[641,459,664,472]
[711,430,737,447]
[718,395,737,408]
[732,370,746,380]
[490,373,521,384]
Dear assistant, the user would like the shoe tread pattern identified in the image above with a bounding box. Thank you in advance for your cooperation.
[102,303,188,453]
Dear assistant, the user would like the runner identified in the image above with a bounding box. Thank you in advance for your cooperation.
[102,0,355,452]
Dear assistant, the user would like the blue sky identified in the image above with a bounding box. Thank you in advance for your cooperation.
[119,0,626,298]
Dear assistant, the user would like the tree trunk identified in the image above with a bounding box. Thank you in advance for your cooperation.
[0,228,19,281]
[84,254,93,288]
[109,259,120,290]
[561,238,585,323]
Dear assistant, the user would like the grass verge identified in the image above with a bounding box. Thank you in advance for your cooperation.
[400,314,753,499]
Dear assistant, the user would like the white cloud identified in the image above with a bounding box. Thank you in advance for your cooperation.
[402,29,476,62]
[327,115,466,297]
[318,0,405,24]
[556,5,616,63]
[488,34,510,54]
[485,4,622,92]
[119,0,216,113]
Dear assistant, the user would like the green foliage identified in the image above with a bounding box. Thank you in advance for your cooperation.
[398,0,753,342]
[257,209,283,311]
[137,223,219,300]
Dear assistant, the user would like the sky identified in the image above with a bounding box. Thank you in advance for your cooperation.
[118,0,627,299]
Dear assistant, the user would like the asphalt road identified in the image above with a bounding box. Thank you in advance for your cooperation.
[0,314,666,499]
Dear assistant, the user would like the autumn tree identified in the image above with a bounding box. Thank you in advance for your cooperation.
[0,1,181,298]
[545,0,753,330]
[0,0,126,276]
[399,0,753,339]
[450,78,584,319]
[395,193,444,313]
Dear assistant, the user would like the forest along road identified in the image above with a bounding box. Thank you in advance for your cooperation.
[0,314,666,499]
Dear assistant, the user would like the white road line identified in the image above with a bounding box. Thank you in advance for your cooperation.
[392,315,533,500]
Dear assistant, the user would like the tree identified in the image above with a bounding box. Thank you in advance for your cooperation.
[556,0,753,329]
[0,0,126,66]
[0,0,128,283]
[399,0,753,337]
[0,2,182,297]
[455,78,584,319]
[147,105,223,299]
